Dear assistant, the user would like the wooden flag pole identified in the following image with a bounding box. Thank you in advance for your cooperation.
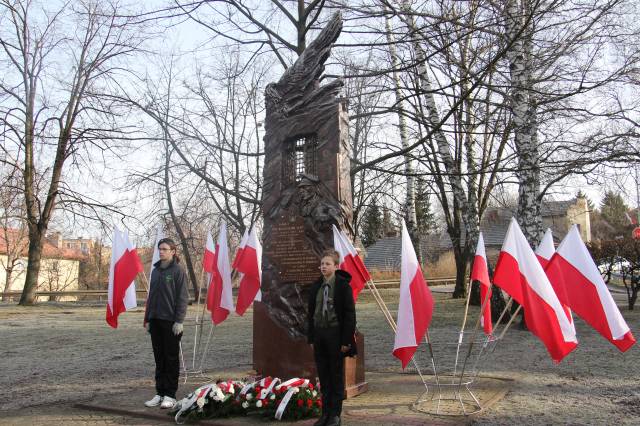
[365,279,433,391]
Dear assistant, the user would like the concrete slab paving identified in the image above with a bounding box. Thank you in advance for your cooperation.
[69,370,512,425]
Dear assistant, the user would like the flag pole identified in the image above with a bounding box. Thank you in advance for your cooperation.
[198,321,216,372]
[140,271,150,294]
[496,304,522,340]
[491,297,514,335]
[453,275,472,382]
[365,279,432,391]
[488,298,521,355]
[455,286,493,391]
[192,266,206,370]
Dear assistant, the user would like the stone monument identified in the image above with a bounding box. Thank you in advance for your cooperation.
[253,12,366,397]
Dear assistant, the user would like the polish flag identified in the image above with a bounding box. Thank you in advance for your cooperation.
[471,233,492,335]
[235,227,262,316]
[203,232,215,273]
[535,228,555,269]
[393,221,434,369]
[332,224,371,302]
[545,225,636,352]
[207,222,235,325]
[536,228,572,322]
[232,229,249,270]
[107,228,143,328]
[493,218,577,362]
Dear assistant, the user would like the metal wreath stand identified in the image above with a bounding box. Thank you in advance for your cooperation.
[366,279,520,416]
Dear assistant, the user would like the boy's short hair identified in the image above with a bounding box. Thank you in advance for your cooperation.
[321,249,340,266]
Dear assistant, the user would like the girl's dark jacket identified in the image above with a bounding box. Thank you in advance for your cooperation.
[144,259,189,324]
[307,269,357,357]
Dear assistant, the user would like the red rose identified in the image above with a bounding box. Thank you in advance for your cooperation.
[297,399,304,407]
[263,400,268,407]
[317,400,322,407]
[307,399,313,408]
[309,383,314,390]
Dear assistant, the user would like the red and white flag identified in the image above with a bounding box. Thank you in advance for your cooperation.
[149,226,164,278]
[332,224,371,302]
[207,222,235,325]
[536,228,572,321]
[235,227,262,316]
[203,231,215,273]
[107,228,143,328]
[493,218,577,362]
[545,225,636,352]
[232,229,249,270]
[535,228,555,269]
[393,221,434,369]
[471,232,492,335]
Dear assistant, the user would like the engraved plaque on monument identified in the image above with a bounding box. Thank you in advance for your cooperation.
[254,12,366,396]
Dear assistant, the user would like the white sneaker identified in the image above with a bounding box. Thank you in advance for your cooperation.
[144,394,163,407]
[160,396,176,409]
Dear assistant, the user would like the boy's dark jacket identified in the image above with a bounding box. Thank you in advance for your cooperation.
[307,269,357,357]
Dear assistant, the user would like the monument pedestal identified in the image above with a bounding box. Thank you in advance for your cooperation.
[253,302,367,397]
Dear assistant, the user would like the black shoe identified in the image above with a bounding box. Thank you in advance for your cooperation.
[313,413,329,426]
[325,416,341,426]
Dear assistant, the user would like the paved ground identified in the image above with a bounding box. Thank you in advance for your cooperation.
[1,286,638,425]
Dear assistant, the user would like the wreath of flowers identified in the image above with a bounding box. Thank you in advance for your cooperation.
[172,376,321,424]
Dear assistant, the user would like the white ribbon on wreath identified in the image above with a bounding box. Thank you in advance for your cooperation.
[274,378,310,421]
[174,384,215,424]
[259,377,281,400]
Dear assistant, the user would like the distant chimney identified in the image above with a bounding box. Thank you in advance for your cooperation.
[47,231,62,247]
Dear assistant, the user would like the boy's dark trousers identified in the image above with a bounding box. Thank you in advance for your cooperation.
[313,326,344,417]
[149,319,182,399]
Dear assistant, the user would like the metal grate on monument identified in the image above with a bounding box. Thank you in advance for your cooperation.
[283,134,317,185]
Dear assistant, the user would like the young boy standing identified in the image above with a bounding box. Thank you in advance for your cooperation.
[307,249,357,426]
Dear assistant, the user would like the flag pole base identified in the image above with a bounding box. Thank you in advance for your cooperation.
[408,332,499,416]
[413,378,482,416]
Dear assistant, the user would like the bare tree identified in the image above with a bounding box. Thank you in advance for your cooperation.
[0,0,149,304]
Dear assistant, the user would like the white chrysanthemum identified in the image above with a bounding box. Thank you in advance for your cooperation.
[270,394,276,400]
[256,400,263,408]
[242,401,249,409]
[196,397,206,408]
[246,393,253,400]
[312,390,318,397]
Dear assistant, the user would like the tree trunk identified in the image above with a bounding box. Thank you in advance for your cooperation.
[506,0,543,246]
[19,230,44,305]
[452,245,468,298]
[164,141,199,300]
[2,266,13,301]
[384,12,420,263]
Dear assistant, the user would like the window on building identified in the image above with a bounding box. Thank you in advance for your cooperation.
[283,134,317,186]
